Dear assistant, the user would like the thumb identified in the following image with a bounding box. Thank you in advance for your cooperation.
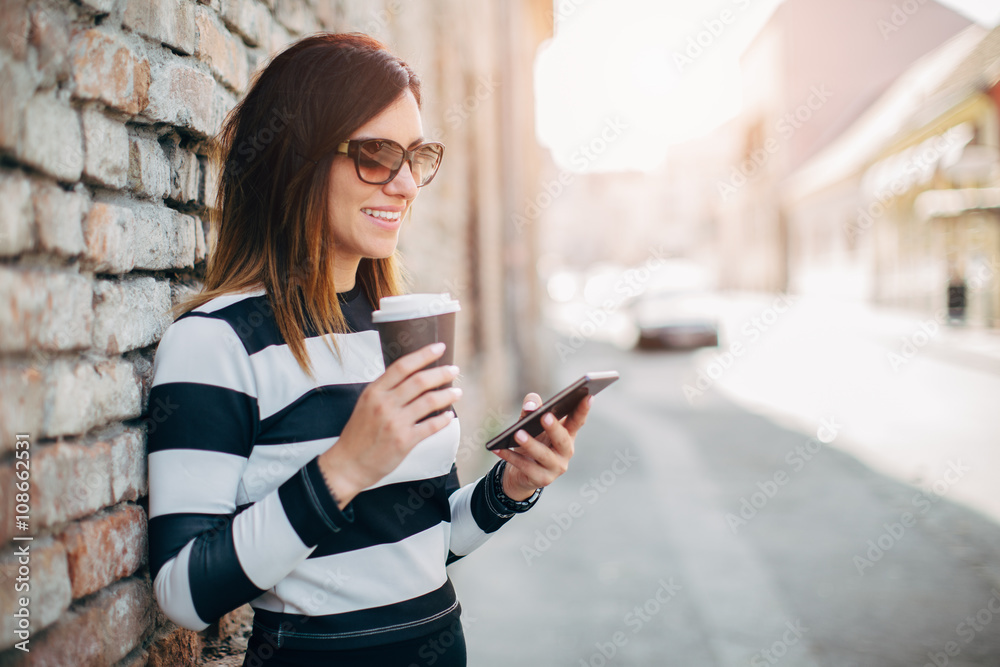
[519,393,543,419]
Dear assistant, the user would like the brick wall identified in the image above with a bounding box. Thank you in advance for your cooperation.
[0,0,551,664]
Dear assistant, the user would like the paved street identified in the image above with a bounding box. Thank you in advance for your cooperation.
[450,297,1000,666]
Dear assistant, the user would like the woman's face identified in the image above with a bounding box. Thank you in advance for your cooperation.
[328,89,423,271]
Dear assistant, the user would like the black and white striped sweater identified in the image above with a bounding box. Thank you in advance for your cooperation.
[147,283,513,650]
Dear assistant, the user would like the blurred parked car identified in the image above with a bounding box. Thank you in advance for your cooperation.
[630,290,721,349]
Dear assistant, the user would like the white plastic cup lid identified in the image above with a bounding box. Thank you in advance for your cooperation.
[371,293,461,323]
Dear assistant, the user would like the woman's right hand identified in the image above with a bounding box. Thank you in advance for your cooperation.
[317,342,460,509]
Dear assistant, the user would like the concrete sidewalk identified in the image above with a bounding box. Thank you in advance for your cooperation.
[450,338,1000,666]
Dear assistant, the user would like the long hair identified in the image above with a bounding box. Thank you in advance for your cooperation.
[175,33,419,377]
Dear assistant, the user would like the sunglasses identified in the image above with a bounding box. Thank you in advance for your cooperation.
[335,138,445,187]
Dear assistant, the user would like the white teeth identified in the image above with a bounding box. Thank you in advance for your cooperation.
[362,208,400,220]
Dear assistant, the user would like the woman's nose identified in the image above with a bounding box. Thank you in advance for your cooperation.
[384,161,419,199]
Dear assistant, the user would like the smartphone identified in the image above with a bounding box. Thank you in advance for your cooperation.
[485,371,620,451]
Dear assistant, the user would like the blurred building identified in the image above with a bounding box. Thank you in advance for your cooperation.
[715,0,974,292]
[785,24,1000,327]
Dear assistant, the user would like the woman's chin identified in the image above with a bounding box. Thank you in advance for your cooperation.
[363,240,400,260]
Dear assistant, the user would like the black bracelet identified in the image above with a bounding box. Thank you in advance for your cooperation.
[487,460,542,515]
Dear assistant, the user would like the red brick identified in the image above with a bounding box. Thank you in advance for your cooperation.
[123,0,197,55]
[0,267,94,354]
[29,4,71,85]
[220,0,270,47]
[84,201,201,274]
[0,55,37,153]
[144,58,216,137]
[30,440,113,528]
[146,625,203,667]
[194,213,207,263]
[45,358,143,438]
[93,277,173,355]
[81,107,129,189]
[134,203,200,270]
[70,28,151,115]
[110,428,147,502]
[83,201,136,273]
[128,135,171,199]
[0,464,15,542]
[17,90,84,182]
[0,364,45,452]
[0,538,72,651]
[58,504,147,599]
[164,138,201,204]
[4,577,156,665]
[0,0,30,60]
[194,6,249,91]
[0,169,33,256]
[32,180,88,258]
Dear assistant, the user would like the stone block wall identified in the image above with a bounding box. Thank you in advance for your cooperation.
[0,0,551,664]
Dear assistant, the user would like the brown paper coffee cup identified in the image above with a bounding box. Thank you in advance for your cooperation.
[372,293,460,419]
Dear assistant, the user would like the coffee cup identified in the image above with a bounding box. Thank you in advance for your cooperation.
[372,293,460,418]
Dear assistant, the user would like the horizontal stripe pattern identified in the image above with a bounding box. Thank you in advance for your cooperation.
[274,525,450,617]
[148,288,518,648]
[147,449,247,518]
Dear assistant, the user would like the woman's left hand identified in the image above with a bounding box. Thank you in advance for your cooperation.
[492,392,592,501]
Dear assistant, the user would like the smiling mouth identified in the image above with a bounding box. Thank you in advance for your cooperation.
[361,208,402,221]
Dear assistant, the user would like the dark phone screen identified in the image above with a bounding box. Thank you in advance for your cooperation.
[485,372,618,451]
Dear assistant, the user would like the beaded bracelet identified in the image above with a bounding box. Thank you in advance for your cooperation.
[486,460,542,516]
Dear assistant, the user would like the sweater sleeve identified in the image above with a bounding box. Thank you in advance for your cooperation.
[444,461,520,563]
[146,315,353,630]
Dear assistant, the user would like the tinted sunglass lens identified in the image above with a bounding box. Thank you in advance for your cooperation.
[358,140,403,184]
[412,146,443,186]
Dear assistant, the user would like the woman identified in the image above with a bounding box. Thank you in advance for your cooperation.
[147,33,591,665]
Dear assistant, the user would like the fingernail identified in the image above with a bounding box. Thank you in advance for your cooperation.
[452,387,463,398]
[588,395,595,408]
[523,400,537,411]
[448,365,460,376]
[542,413,555,426]
[515,430,527,443]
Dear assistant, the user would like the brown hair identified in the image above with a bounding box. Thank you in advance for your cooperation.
[175,33,419,376]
